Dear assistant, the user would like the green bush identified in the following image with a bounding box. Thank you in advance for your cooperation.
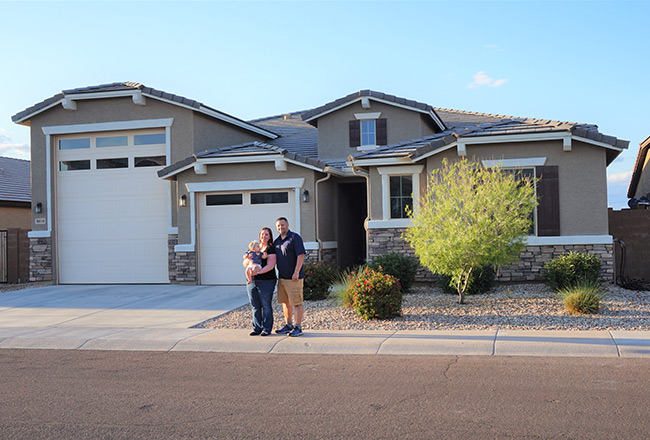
[558,281,605,314]
[303,263,338,301]
[543,252,602,291]
[367,252,419,293]
[329,268,358,308]
[437,265,495,295]
[349,266,402,320]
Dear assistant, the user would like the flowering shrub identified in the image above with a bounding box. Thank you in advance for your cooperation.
[303,263,338,301]
[349,266,402,320]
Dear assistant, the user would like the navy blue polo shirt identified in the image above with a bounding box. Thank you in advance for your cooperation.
[273,230,306,280]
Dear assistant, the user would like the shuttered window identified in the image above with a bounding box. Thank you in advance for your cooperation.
[349,118,387,147]
[535,165,560,236]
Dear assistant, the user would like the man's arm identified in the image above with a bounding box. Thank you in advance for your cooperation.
[292,253,304,281]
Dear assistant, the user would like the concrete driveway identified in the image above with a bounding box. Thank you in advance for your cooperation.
[0,284,249,329]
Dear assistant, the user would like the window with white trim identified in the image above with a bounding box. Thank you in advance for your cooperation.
[377,165,423,222]
[361,120,376,146]
[389,175,412,219]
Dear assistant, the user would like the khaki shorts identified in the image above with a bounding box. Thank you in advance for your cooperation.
[277,279,304,307]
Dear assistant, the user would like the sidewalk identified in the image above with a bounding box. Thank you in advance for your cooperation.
[1,326,649,357]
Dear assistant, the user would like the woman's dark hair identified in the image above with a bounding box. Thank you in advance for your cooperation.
[260,227,274,250]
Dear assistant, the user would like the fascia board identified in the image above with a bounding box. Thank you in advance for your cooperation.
[186,178,305,193]
[64,90,139,100]
[304,96,431,123]
[346,157,414,167]
[458,131,569,145]
[572,136,624,151]
[13,99,64,124]
[42,118,174,135]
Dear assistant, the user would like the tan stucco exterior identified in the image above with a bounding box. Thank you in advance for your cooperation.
[315,101,437,160]
[636,150,650,197]
[0,206,31,229]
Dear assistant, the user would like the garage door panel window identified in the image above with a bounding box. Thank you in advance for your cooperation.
[135,156,166,167]
[97,158,129,169]
[96,135,128,148]
[60,138,90,150]
[206,194,243,206]
[134,133,166,145]
[60,160,91,171]
[250,192,289,205]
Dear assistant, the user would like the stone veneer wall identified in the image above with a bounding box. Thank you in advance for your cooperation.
[368,228,615,283]
[168,235,197,283]
[305,248,337,265]
[29,237,53,282]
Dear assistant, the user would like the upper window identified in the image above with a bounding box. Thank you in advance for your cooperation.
[389,176,413,219]
[134,133,166,145]
[251,192,289,205]
[206,194,243,206]
[96,135,128,148]
[59,138,90,150]
[361,120,376,146]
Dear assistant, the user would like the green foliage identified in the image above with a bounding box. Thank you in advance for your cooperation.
[348,266,402,320]
[404,158,537,303]
[543,252,602,291]
[438,265,495,295]
[329,268,359,308]
[558,281,605,314]
[303,263,338,301]
[367,252,418,293]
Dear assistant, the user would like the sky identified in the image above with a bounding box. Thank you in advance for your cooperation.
[1,0,648,209]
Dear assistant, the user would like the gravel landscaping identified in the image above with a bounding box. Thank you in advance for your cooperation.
[200,283,650,331]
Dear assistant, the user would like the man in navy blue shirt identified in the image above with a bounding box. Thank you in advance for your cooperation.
[273,217,306,337]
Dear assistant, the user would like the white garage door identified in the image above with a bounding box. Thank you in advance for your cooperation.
[199,190,295,285]
[56,131,169,284]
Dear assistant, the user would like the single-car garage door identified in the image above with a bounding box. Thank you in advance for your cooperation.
[56,131,169,284]
[199,190,295,285]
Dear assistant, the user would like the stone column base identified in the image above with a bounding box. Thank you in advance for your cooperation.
[29,236,53,282]
[168,235,197,283]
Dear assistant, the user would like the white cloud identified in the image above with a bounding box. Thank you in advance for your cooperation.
[608,170,632,184]
[467,71,510,89]
[0,129,30,160]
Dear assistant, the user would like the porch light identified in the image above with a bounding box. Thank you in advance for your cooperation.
[302,189,309,203]
[179,194,187,207]
[35,202,43,214]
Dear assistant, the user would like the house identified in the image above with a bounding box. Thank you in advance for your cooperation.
[12,83,628,285]
[627,135,650,208]
[0,156,31,283]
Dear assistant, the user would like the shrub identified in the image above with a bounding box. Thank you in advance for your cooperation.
[437,265,495,296]
[367,252,419,293]
[558,281,605,314]
[329,268,358,308]
[349,266,402,320]
[303,263,338,301]
[543,252,602,291]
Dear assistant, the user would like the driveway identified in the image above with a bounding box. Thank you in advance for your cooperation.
[0,285,249,329]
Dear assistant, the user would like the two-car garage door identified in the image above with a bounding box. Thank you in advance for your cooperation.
[198,190,294,285]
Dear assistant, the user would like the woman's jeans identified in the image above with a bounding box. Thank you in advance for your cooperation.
[247,279,276,332]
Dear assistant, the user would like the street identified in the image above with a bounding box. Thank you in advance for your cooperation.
[1,350,649,439]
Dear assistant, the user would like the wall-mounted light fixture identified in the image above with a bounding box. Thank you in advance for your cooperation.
[35,202,43,214]
[302,189,309,203]
[179,194,187,207]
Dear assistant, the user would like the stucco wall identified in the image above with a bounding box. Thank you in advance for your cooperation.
[0,206,31,229]
[192,112,265,154]
[636,152,650,197]
[175,161,318,244]
[316,101,436,160]
[419,139,609,235]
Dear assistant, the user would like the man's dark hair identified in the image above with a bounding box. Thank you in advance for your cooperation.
[276,217,288,223]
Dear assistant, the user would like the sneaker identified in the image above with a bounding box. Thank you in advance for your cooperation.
[288,326,303,337]
[249,330,262,336]
[260,331,270,337]
[275,324,294,334]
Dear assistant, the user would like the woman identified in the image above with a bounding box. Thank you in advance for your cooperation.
[244,227,277,336]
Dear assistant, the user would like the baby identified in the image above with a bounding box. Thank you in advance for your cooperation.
[243,240,267,284]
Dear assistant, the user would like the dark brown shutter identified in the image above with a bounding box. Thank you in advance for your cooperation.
[376,118,387,145]
[536,165,560,236]
[349,120,360,148]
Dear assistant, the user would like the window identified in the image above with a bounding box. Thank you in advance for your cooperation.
[96,136,128,148]
[59,138,90,150]
[134,133,166,145]
[251,192,289,205]
[361,120,376,146]
[97,158,128,169]
[135,156,166,167]
[60,160,90,171]
[505,168,537,235]
[206,194,243,206]
[389,176,413,219]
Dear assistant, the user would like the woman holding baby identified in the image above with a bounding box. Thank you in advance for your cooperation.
[242,227,277,336]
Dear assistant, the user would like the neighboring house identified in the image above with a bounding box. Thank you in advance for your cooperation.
[0,156,31,283]
[627,135,650,208]
[12,83,628,285]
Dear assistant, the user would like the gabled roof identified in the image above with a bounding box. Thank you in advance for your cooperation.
[627,135,650,198]
[349,108,629,166]
[11,82,278,140]
[0,156,31,203]
[301,90,446,132]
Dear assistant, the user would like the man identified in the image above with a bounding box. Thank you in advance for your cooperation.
[273,217,305,337]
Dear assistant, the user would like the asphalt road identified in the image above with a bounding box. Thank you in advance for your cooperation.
[1,350,649,439]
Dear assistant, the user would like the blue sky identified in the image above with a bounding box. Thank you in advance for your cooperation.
[1,1,648,209]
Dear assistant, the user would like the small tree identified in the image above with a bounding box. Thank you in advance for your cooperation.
[404,158,537,304]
